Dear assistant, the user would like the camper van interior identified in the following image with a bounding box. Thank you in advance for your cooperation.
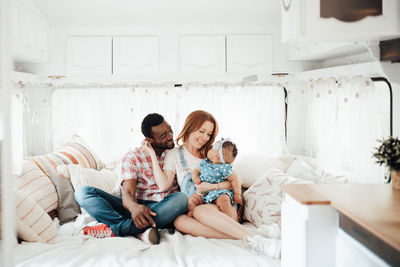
[1,0,400,266]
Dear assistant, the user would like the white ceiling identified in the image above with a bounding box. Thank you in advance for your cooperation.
[33,0,281,27]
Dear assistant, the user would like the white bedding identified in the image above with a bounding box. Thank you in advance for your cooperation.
[14,214,280,267]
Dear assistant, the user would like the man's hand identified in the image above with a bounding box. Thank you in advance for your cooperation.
[130,203,157,229]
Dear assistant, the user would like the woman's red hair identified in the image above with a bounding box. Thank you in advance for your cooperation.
[176,110,219,158]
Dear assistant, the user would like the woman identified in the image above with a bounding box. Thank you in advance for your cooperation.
[143,110,280,258]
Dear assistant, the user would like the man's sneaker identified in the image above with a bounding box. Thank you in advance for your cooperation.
[138,228,160,245]
[243,234,281,259]
[82,223,115,238]
[166,228,175,234]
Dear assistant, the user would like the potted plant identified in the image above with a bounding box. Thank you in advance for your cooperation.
[373,136,400,189]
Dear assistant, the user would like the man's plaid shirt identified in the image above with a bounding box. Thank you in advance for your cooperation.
[121,147,179,202]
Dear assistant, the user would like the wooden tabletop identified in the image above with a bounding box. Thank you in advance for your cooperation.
[281,184,400,253]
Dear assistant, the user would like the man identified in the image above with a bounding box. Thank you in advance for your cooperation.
[75,113,188,244]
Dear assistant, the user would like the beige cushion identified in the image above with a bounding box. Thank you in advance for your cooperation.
[233,153,288,188]
[16,190,56,243]
[243,168,313,227]
[57,164,117,194]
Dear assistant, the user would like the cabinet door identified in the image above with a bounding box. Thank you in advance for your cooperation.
[306,0,398,40]
[282,0,400,43]
[16,3,35,58]
[10,0,20,55]
[159,37,179,74]
[11,0,49,62]
[180,36,226,74]
[227,35,273,74]
[281,0,304,43]
[33,15,49,62]
[67,37,112,75]
[113,36,159,74]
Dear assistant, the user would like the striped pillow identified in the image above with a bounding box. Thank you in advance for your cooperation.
[31,135,105,180]
[16,190,56,243]
[14,160,58,212]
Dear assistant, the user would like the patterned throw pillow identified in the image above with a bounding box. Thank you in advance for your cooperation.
[30,135,105,224]
[243,168,313,227]
[16,190,56,243]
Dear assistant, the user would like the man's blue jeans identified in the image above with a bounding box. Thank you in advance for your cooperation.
[74,186,188,237]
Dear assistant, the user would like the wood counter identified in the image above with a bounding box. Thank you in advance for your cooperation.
[281,184,400,265]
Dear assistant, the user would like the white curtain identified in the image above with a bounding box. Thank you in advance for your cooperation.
[51,83,286,163]
[11,90,25,174]
[304,76,384,183]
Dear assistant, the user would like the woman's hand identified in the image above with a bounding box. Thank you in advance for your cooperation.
[191,168,201,184]
[141,139,156,158]
[194,182,213,193]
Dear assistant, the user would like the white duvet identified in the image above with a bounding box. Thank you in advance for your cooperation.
[14,214,280,267]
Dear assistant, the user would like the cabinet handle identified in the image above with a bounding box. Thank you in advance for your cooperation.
[282,0,292,12]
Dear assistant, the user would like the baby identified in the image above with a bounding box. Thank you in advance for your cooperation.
[189,138,242,218]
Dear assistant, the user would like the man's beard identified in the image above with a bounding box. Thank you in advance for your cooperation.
[153,140,175,150]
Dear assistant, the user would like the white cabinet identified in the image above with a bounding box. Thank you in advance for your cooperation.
[226,35,273,74]
[281,0,400,43]
[11,0,49,63]
[66,37,112,75]
[281,195,338,267]
[113,36,159,75]
[180,36,226,74]
[287,41,369,60]
[65,34,275,75]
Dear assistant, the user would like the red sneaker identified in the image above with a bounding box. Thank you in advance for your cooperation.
[82,223,115,238]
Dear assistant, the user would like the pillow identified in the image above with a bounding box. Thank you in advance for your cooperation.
[111,158,123,197]
[278,155,320,172]
[30,135,105,224]
[14,160,58,213]
[16,190,56,243]
[317,169,358,184]
[286,158,357,184]
[285,158,321,182]
[57,165,117,194]
[243,168,313,227]
[233,153,288,188]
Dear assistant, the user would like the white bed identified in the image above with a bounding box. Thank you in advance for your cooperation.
[14,214,278,267]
